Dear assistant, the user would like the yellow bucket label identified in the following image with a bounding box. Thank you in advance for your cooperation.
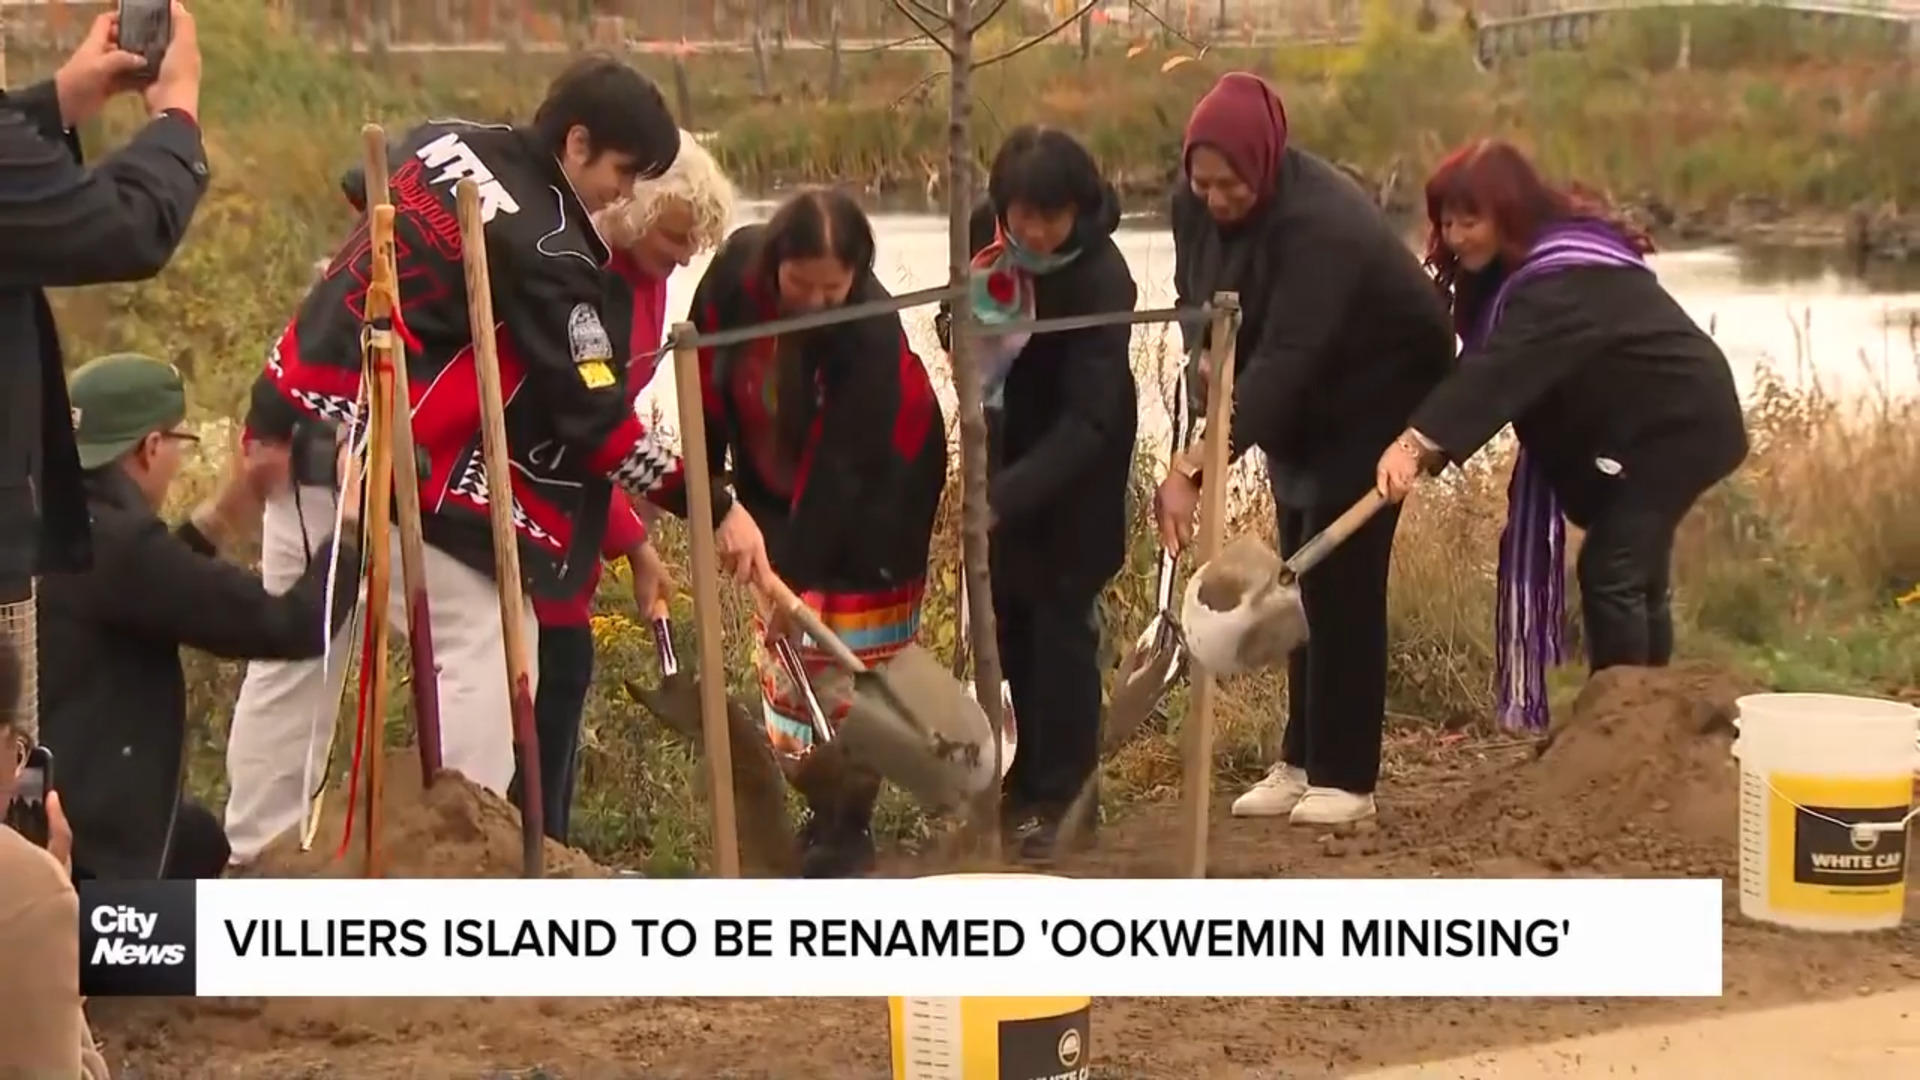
[891,996,1090,1080]
[1765,770,1913,917]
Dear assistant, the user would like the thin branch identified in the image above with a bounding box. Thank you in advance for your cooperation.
[885,0,957,56]
[1125,0,1207,52]
[974,0,1102,69]
[971,0,1013,33]
[900,0,956,32]
[803,31,924,54]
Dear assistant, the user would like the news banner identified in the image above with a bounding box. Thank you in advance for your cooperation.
[77,878,1723,998]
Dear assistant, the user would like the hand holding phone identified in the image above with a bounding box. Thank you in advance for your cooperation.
[114,0,172,85]
[5,745,53,849]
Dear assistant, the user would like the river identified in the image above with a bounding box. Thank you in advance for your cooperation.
[640,206,1920,449]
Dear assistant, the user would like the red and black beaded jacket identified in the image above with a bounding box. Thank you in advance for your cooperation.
[242,120,720,600]
[679,225,948,595]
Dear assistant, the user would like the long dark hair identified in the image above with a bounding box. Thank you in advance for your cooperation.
[1422,139,1653,338]
[988,125,1105,220]
[750,187,877,458]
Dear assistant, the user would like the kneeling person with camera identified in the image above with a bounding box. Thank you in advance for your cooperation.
[37,354,360,883]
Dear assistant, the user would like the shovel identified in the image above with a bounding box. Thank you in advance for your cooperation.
[623,618,798,876]
[1103,345,1200,752]
[760,576,996,812]
[1180,490,1392,677]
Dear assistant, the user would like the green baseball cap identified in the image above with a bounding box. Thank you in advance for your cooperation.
[67,353,190,470]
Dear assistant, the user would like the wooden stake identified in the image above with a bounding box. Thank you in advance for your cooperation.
[361,123,446,788]
[669,323,742,879]
[1176,291,1240,879]
[454,178,545,878]
[358,239,398,878]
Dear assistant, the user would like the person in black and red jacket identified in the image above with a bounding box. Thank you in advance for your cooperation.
[684,188,949,878]
[221,58,773,865]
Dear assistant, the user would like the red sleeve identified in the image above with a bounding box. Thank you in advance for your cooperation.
[601,491,645,560]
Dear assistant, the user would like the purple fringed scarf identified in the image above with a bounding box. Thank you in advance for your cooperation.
[1469,221,1650,733]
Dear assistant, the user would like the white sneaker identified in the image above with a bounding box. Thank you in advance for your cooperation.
[1231,764,1309,817]
[1289,787,1377,826]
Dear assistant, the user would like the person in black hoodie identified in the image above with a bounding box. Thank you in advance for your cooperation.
[1375,139,1748,734]
[935,126,1138,863]
[1154,73,1455,828]
[681,188,949,877]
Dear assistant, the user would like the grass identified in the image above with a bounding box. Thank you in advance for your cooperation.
[27,0,1920,873]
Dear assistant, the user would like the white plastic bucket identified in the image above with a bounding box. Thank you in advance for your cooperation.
[889,874,1090,1080]
[1731,693,1919,933]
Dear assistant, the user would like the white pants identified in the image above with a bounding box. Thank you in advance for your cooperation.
[223,484,538,862]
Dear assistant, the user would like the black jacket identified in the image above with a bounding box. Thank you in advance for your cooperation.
[1411,266,1749,527]
[682,226,949,594]
[1171,148,1455,508]
[0,84,208,583]
[948,194,1139,600]
[37,470,357,880]
[245,120,699,601]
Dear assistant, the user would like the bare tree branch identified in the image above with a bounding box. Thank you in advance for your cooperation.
[1126,0,1208,52]
[972,0,1013,33]
[901,0,956,31]
[974,0,1103,68]
[885,0,957,56]
[804,30,925,54]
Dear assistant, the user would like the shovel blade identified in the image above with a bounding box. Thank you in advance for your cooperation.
[1104,640,1184,754]
[835,644,996,812]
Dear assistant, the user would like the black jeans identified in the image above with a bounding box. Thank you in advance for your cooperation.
[523,622,595,844]
[163,800,231,879]
[1276,496,1402,794]
[996,587,1104,819]
[1575,501,1683,671]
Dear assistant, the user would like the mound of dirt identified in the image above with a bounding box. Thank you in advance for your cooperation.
[1430,662,1758,876]
[240,748,609,879]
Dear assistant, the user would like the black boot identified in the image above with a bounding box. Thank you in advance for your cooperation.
[1016,794,1099,867]
[799,773,879,879]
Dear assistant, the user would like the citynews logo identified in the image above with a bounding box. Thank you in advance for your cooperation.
[79,880,197,997]
[91,904,187,966]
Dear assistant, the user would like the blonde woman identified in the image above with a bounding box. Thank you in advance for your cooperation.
[521,133,738,843]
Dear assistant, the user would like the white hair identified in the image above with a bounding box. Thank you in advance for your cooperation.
[597,131,736,255]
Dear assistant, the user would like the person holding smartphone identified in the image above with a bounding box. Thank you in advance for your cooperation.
[36,354,361,884]
[0,3,206,616]
[0,641,110,1079]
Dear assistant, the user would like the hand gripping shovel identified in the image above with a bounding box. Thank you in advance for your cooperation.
[760,576,995,812]
[1180,490,1392,677]
[1103,344,1201,752]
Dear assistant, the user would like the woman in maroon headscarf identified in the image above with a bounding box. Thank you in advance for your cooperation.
[1153,72,1455,828]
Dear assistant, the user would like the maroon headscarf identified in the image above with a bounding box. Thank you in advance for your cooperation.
[1182,72,1289,199]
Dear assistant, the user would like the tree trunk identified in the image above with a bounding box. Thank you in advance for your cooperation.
[827,0,844,101]
[944,0,1005,850]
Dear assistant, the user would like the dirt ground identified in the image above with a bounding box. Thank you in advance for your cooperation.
[92,663,1920,1079]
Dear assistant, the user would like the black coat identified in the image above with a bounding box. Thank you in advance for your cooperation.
[1171,148,1456,508]
[0,83,209,583]
[684,226,950,595]
[37,471,357,880]
[1411,266,1749,527]
[952,194,1139,601]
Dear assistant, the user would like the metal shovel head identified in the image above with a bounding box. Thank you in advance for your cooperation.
[1180,536,1309,677]
[833,643,996,812]
[1103,612,1185,753]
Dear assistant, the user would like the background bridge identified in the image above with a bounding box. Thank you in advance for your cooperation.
[1471,0,1920,64]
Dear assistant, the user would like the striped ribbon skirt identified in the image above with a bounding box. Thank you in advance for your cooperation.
[753,580,927,762]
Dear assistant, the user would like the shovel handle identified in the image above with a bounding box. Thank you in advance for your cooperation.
[759,576,871,674]
[1283,490,1391,580]
[650,616,679,678]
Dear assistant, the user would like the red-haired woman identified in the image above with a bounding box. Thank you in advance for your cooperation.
[1156,72,1456,828]
[1376,139,1748,734]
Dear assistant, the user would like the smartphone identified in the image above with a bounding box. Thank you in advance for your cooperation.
[115,0,173,85]
[5,745,52,849]
[290,419,342,490]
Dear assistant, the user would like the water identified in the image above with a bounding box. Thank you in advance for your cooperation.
[640,205,1920,450]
